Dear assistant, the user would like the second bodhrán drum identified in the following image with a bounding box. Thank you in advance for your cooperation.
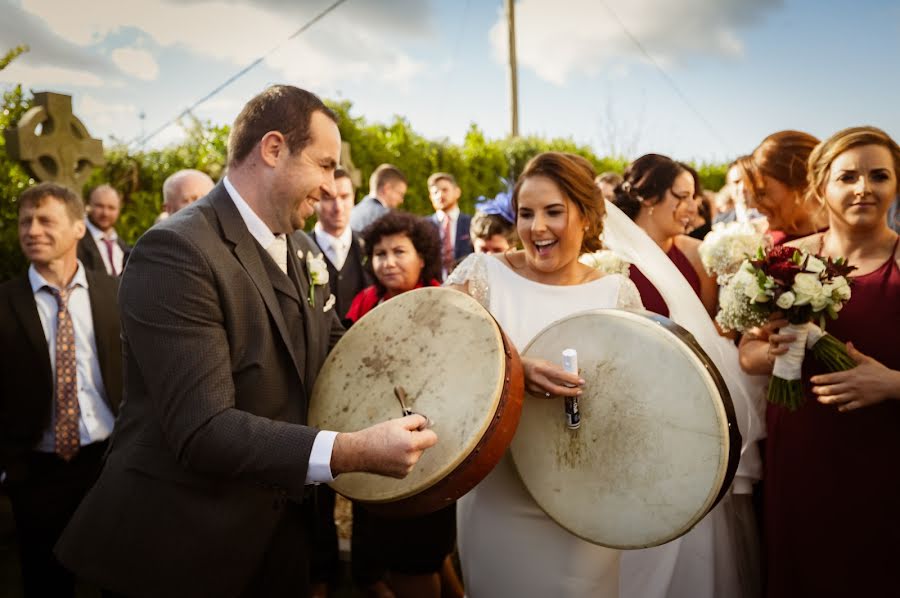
[510,308,740,549]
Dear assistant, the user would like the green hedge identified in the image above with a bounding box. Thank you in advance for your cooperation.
[0,89,727,281]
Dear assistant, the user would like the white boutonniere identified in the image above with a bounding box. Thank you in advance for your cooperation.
[323,293,336,313]
[306,252,329,307]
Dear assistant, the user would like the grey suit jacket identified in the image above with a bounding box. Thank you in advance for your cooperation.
[57,182,344,597]
[349,195,388,233]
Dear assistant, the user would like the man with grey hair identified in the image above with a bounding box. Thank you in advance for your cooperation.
[163,169,215,215]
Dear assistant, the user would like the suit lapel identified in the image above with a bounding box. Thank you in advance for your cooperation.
[10,277,52,384]
[85,270,117,410]
[287,235,319,383]
[211,185,305,382]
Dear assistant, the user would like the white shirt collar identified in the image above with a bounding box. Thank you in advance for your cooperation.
[223,175,279,250]
[435,206,460,223]
[29,260,89,294]
[85,218,117,241]
[314,223,353,249]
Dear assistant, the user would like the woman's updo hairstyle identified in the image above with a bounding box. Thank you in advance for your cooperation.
[613,154,686,221]
[511,152,605,254]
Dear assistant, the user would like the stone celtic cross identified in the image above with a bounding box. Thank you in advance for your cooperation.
[3,91,105,190]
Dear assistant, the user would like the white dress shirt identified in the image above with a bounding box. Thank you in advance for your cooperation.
[223,176,337,484]
[30,262,116,452]
[85,218,125,276]
[314,224,353,271]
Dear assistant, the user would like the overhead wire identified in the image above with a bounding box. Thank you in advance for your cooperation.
[599,0,732,155]
[130,0,349,148]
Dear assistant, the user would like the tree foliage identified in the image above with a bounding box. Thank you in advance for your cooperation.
[0,87,727,281]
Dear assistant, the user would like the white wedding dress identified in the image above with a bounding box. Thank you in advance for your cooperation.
[447,252,643,598]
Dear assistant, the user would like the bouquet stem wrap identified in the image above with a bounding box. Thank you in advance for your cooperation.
[768,323,810,410]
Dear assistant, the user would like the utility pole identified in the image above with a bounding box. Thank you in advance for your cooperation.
[506,0,519,138]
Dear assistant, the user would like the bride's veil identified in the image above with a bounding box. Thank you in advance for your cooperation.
[601,199,767,486]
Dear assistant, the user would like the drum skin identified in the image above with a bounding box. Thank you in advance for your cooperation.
[511,309,740,549]
[308,287,524,517]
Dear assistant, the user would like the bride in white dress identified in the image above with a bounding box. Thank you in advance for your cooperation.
[447,152,643,598]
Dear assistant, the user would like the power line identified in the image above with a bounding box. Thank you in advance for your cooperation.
[131,0,349,148]
[599,0,731,155]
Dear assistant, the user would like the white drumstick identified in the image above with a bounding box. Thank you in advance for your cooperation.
[562,349,580,430]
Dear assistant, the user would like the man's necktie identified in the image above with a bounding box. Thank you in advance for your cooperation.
[331,238,346,271]
[102,237,117,276]
[441,215,454,273]
[46,286,80,461]
[267,235,288,274]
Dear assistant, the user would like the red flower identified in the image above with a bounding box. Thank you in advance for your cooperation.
[768,260,801,285]
[767,245,800,263]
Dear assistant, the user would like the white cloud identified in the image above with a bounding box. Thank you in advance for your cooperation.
[111,47,160,81]
[21,0,427,88]
[0,63,105,88]
[490,0,780,85]
[77,94,138,128]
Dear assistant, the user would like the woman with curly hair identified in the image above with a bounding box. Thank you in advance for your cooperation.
[344,210,459,598]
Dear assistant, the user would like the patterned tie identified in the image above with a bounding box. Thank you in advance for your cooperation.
[267,234,288,274]
[102,236,117,276]
[46,286,80,461]
[441,215,454,273]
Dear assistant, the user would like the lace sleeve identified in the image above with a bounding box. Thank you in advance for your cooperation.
[445,253,491,308]
[615,275,644,310]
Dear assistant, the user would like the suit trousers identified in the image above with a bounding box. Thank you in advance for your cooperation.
[241,499,312,597]
[7,440,107,598]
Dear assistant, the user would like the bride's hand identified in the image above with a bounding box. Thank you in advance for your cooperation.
[522,357,584,398]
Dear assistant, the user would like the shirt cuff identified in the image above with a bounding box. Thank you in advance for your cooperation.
[305,430,338,485]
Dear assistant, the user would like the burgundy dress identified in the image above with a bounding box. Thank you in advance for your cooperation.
[764,237,900,597]
[629,243,702,317]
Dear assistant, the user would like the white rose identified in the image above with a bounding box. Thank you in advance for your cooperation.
[776,291,796,309]
[792,272,825,307]
[805,255,827,274]
[307,253,329,286]
[824,276,851,301]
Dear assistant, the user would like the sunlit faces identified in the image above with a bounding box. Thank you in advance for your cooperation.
[18,197,85,266]
[382,180,408,209]
[823,144,898,231]
[429,179,461,212]
[473,234,511,254]
[644,170,697,238]
[315,176,355,236]
[372,233,425,296]
[87,187,121,231]
[280,111,341,232]
[748,175,793,227]
[516,175,587,274]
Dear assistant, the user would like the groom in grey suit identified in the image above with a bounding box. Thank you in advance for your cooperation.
[56,86,437,597]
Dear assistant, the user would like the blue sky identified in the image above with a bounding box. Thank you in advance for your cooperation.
[2,0,899,164]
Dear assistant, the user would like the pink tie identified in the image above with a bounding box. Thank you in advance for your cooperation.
[46,286,80,461]
[441,216,453,273]
[102,237,117,276]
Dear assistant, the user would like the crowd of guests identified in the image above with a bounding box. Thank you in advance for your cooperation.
[1,82,899,598]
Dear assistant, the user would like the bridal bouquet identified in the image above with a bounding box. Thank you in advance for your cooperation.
[580,250,631,276]
[699,221,766,281]
[716,245,856,410]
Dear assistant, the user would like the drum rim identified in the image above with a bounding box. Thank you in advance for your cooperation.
[309,287,508,503]
[510,307,740,549]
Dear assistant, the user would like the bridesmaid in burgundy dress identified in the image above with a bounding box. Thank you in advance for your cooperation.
[740,126,900,597]
[737,130,828,246]
[612,154,718,316]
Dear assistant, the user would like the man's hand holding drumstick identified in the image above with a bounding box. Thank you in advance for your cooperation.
[330,415,438,479]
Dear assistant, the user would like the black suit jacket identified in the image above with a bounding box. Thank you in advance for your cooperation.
[56,182,345,598]
[430,211,474,259]
[0,269,122,481]
[308,228,372,318]
[77,231,131,275]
